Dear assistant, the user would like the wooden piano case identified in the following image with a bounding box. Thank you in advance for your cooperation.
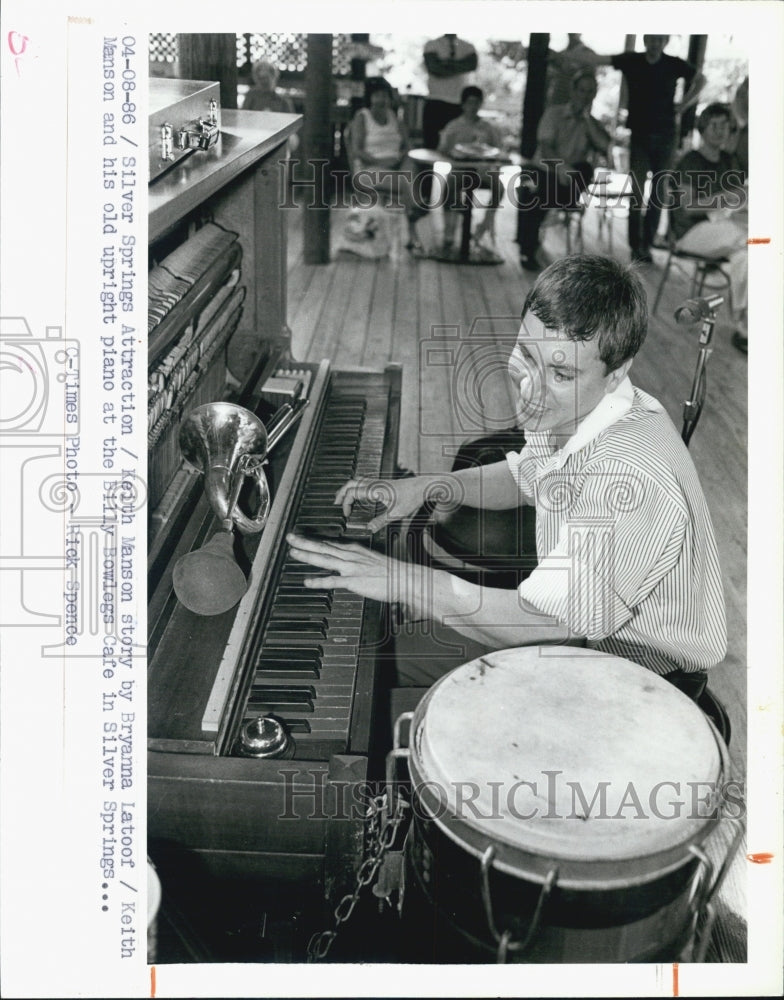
[147,108,402,960]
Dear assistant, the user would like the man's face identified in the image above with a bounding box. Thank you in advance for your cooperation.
[701,115,731,149]
[643,35,668,60]
[462,94,482,117]
[508,312,627,438]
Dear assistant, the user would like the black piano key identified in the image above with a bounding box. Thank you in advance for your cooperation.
[263,631,327,645]
[273,602,333,616]
[256,646,322,663]
[254,668,320,683]
[278,572,333,586]
[269,611,330,625]
[274,589,332,604]
[248,686,315,710]
[267,620,327,636]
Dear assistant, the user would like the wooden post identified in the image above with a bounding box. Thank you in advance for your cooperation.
[520,34,550,158]
[303,33,333,265]
[177,33,238,110]
[616,34,636,128]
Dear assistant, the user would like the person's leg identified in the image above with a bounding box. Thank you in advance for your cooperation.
[675,218,746,258]
[419,100,461,215]
[729,246,747,338]
[442,171,462,246]
[645,134,676,249]
[517,165,549,265]
[627,134,651,257]
[474,169,504,243]
[677,219,748,350]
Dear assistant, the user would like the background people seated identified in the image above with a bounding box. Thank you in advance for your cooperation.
[437,85,504,250]
[670,102,748,352]
[243,59,295,113]
[516,69,610,270]
[243,59,299,153]
[345,77,423,250]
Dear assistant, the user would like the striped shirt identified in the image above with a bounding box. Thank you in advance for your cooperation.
[506,380,727,674]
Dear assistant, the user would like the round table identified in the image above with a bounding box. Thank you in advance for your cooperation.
[407,147,511,265]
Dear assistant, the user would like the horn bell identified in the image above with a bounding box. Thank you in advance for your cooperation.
[179,402,270,534]
[172,530,248,616]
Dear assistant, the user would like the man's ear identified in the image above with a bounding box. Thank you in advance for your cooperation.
[606,357,633,391]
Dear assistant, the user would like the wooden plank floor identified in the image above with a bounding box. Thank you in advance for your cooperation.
[285,176,748,788]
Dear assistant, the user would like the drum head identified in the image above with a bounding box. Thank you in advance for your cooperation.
[410,647,725,885]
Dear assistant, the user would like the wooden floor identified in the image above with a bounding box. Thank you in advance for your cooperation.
[283,179,748,790]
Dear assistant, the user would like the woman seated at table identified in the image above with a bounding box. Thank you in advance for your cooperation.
[346,77,424,250]
[437,85,504,251]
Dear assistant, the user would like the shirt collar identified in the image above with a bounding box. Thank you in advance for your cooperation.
[539,376,635,472]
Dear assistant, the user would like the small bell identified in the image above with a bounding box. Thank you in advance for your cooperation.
[172,530,247,615]
[236,715,294,759]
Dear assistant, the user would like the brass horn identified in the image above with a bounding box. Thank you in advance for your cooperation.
[172,402,270,616]
[172,398,308,616]
[179,401,271,535]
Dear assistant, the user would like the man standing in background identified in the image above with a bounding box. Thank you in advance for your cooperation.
[422,33,479,149]
[589,36,705,262]
[546,34,597,106]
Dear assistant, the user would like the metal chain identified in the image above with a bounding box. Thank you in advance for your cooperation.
[306,792,408,962]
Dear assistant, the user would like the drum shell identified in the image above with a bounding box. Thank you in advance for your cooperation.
[397,646,730,963]
[401,809,700,963]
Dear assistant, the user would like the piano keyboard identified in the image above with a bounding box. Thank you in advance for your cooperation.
[232,391,389,758]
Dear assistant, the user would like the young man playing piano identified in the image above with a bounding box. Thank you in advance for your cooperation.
[288,254,726,696]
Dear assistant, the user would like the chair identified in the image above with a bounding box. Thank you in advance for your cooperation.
[583,171,633,255]
[544,205,585,255]
[652,233,733,316]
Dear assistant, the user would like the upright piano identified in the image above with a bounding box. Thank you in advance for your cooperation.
[147,91,401,958]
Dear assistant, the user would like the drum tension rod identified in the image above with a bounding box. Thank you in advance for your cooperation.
[479,846,558,963]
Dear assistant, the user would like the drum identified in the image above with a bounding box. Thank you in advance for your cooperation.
[394,646,739,963]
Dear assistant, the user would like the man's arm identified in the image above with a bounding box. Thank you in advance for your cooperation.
[428,569,573,647]
[536,110,577,185]
[585,114,612,155]
[677,70,706,114]
[677,159,746,215]
[336,459,527,533]
[424,49,478,78]
[286,534,573,649]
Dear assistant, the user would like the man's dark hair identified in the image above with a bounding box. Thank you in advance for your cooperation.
[522,255,648,373]
[696,102,732,134]
[461,85,484,104]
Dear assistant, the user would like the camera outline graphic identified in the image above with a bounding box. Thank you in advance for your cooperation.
[0,317,80,436]
[419,315,524,442]
[419,315,610,445]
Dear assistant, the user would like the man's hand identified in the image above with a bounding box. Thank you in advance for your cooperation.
[286,533,409,605]
[335,474,464,533]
